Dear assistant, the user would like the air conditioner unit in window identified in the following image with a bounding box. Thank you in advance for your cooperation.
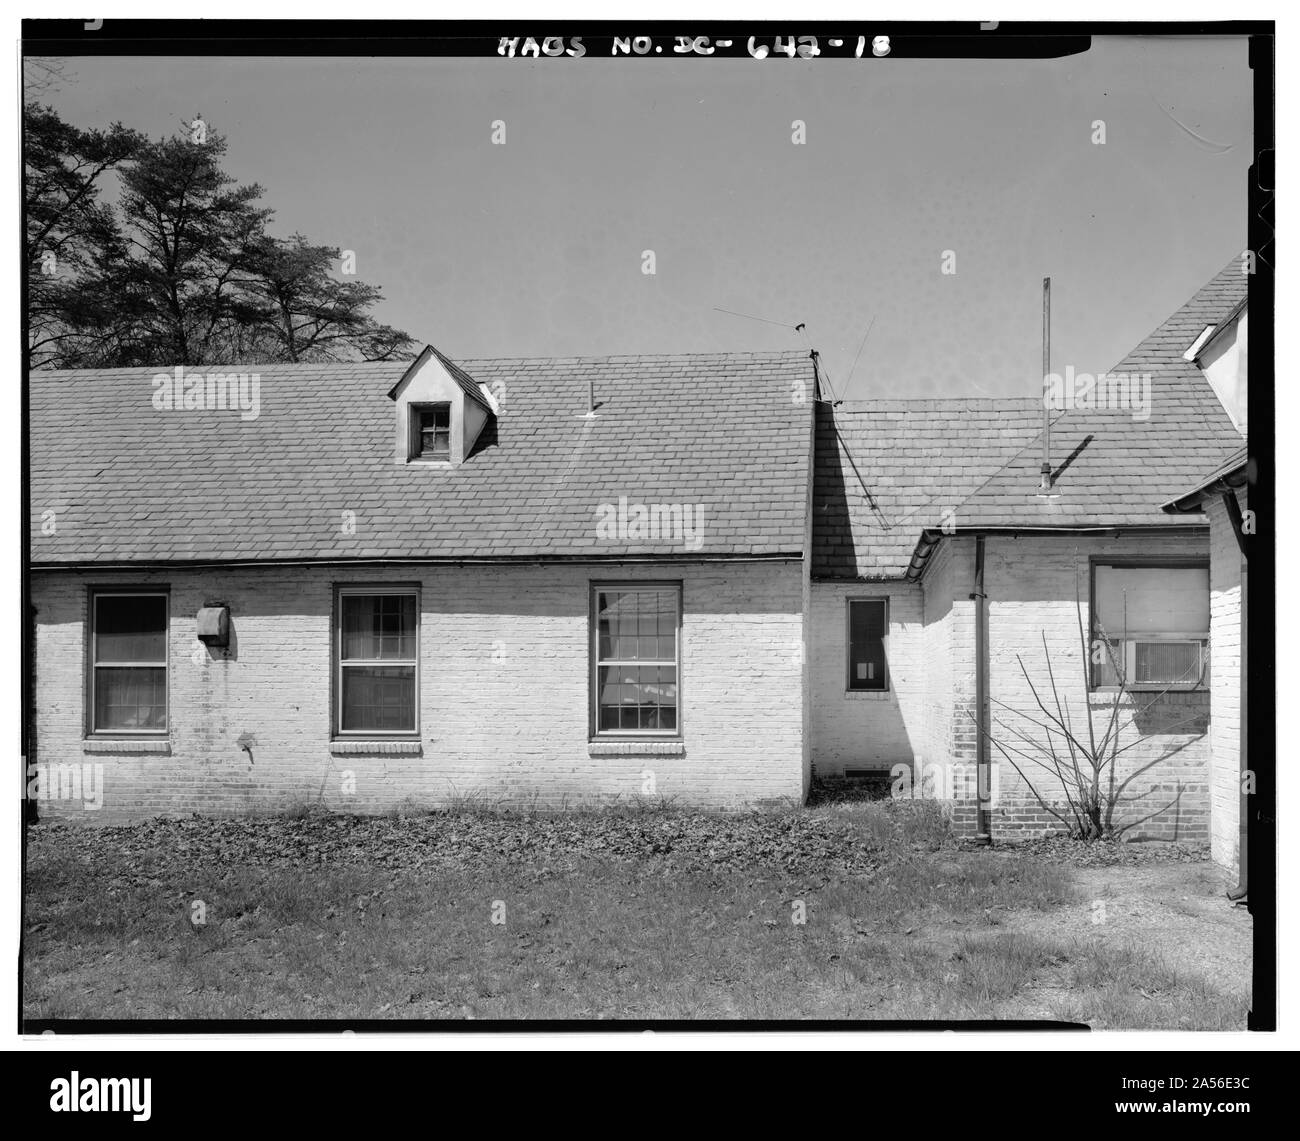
[1130,639,1203,686]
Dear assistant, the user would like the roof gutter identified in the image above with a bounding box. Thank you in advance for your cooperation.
[1162,462,1250,515]
[31,551,806,573]
[908,528,946,582]
[905,523,1211,583]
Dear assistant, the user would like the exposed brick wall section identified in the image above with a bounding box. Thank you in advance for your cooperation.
[32,560,806,822]
[919,539,977,778]
[1206,490,1245,870]
[980,533,1211,841]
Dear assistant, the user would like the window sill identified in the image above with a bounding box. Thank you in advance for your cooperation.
[589,740,686,757]
[330,740,424,756]
[1089,687,1208,697]
[82,739,171,755]
[844,690,891,700]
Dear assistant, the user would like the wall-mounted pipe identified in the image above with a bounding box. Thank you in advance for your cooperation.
[973,536,992,844]
[1230,548,1249,903]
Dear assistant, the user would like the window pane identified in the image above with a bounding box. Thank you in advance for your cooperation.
[596,593,616,657]
[94,666,166,730]
[1094,566,1209,638]
[597,664,677,732]
[341,594,416,660]
[597,589,677,662]
[341,665,415,731]
[417,406,451,457]
[597,591,629,658]
[95,595,166,662]
[1093,636,1123,686]
[848,600,887,690]
[651,590,676,634]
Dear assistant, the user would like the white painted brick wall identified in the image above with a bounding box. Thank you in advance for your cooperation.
[810,532,1213,840]
[1206,491,1245,870]
[920,539,976,773]
[32,560,807,822]
[810,581,927,775]
[983,533,1211,840]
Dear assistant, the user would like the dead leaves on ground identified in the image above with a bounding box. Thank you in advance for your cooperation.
[28,807,894,878]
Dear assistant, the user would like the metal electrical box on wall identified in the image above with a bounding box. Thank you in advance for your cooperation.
[196,604,230,647]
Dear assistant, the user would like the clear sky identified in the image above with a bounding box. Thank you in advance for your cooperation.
[39,35,1253,400]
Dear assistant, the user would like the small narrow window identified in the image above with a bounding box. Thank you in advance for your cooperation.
[847,598,888,691]
[1091,563,1209,689]
[592,585,681,735]
[90,591,168,733]
[336,587,419,734]
[413,403,451,460]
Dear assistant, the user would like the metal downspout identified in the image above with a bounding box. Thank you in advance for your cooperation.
[974,536,991,844]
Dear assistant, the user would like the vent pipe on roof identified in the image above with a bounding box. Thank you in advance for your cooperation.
[1039,276,1052,493]
[586,377,596,418]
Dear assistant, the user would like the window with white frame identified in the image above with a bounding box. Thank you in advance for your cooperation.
[1091,562,1209,688]
[592,585,680,735]
[90,590,168,733]
[846,597,888,691]
[336,587,419,733]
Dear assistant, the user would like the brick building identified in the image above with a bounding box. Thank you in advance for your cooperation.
[1164,444,1251,879]
[28,261,1251,867]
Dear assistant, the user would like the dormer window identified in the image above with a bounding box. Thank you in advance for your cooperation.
[413,403,451,460]
[390,345,497,467]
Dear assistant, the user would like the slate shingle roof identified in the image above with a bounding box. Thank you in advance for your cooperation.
[813,257,1249,579]
[813,398,1043,578]
[31,350,814,565]
[950,260,1246,529]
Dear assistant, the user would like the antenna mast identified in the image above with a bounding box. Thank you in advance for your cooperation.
[1039,277,1052,493]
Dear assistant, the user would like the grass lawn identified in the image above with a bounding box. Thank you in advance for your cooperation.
[23,800,1251,1026]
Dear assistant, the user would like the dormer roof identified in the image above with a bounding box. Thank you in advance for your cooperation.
[387,344,497,415]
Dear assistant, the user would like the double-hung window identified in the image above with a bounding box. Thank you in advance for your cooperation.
[1091,562,1209,689]
[846,598,888,691]
[592,585,681,735]
[89,591,169,734]
[336,587,419,734]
